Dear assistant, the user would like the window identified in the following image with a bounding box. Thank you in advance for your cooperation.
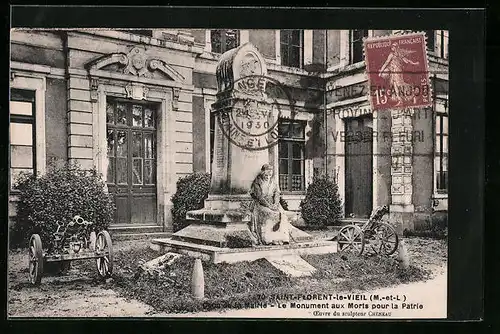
[425,30,436,53]
[350,30,368,63]
[106,99,157,186]
[120,30,153,37]
[437,30,449,59]
[10,89,36,190]
[278,120,306,192]
[414,30,447,58]
[280,30,303,68]
[211,29,240,54]
[435,102,448,194]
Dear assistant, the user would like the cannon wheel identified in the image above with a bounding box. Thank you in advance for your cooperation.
[96,230,113,278]
[373,221,399,256]
[337,224,365,256]
[89,231,97,251]
[28,234,44,285]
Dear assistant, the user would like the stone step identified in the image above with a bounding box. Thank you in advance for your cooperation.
[111,232,172,242]
[266,255,317,277]
[151,238,338,264]
[108,225,164,234]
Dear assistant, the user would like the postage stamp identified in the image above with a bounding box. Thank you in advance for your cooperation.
[364,32,433,111]
[217,74,295,151]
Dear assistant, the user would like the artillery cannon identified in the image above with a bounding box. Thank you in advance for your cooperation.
[336,205,399,256]
[28,215,113,285]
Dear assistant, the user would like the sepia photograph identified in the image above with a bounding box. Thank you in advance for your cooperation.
[8,17,456,319]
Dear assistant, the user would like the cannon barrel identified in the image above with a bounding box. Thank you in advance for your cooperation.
[72,215,93,226]
[55,216,93,237]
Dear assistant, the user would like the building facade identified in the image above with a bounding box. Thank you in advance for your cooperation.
[9,29,448,232]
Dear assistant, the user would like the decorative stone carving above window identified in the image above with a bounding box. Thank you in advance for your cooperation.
[90,78,99,102]
[125,47,149,77]
[85,46,185,83]
[125,82,150,100]
[172,87,180,110]
[148,59,185,82]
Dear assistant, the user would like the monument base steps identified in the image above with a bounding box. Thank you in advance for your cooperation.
[150,238,338,264]
[170,222,258,248]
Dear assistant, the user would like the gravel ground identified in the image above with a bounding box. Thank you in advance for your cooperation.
[8,236,447,317]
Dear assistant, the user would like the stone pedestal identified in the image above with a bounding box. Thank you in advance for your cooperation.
[172,194,257,248]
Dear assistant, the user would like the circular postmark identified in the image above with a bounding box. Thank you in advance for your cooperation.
[217,74,296,151]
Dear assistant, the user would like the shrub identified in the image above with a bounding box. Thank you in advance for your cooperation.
[403,214,448,239]
[11,162,115,250]
[170,172,211,232]
[431,214,448,232]
[300,175,342,227]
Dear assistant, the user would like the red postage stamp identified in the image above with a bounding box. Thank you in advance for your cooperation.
[364,32,432,111]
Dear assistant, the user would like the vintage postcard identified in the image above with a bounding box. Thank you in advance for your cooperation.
[8,20,454,319]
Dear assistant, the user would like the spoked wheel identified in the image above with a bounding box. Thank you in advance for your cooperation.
[28,234,44,285]
[373,222,399,256]
[89,231,97,251]
[95,230,113,278]
[337,225,365,256]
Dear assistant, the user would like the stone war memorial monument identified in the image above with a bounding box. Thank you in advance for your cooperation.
[152,43,337,275]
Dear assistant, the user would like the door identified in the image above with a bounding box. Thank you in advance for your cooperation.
[106,98,158,225]
[345,115,373,218]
